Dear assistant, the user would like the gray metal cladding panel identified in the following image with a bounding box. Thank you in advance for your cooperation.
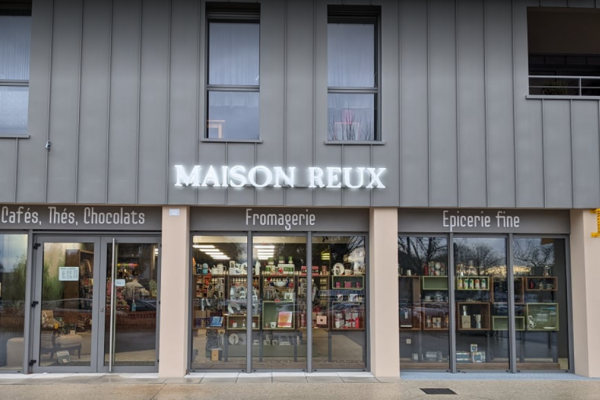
[456,0,487,208]
[543,100,573,208]
[46,0,82,204]
[314,1,341,207]
[168,0,200,205]
[372,0,400,208]
[196,143,227,205]
[516,100,545,207]
[571,101,600,208]
[78,0,111,204]
[428,0,458,207]
[107,0,142,204]
[399,0,429,207]
[0,140,17,202]
[256,0,285,207]
[17,0,53,203]
[285,0,314,207]
[341,146,371,207]
[137,0,170,205]
[484,0,516,208]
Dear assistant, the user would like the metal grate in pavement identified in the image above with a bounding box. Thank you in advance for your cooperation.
[420,388,457,395]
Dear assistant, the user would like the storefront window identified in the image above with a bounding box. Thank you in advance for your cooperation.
[513,237,569,370]
[454,237,508,370]
[0,234,28,371]
[190,233,368,372]
[190,236,248,370]
[398,236,449,369]
[312,236,367,370]
[252,236,307,370]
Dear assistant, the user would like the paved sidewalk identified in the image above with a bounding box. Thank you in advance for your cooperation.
[0,372,599,399]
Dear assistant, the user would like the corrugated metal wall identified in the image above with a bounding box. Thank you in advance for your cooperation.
[1,0,599,208]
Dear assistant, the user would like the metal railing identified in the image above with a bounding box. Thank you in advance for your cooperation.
[529,75,600,97]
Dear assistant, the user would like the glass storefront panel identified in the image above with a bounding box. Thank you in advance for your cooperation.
[454,237,508,370]
[39,242,95,367]
[398,236,449,370]
[252,236,307,370]
[0,234,28,371]
[190,236,249,370]
[513,237,569,371]
[312,236,367,370]
[105,243,159,367]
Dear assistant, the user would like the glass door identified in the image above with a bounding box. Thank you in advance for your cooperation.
[31,238,100,372]
[100,237,160,372]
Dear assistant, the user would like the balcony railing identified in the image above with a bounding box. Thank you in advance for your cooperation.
[529,75,600,97]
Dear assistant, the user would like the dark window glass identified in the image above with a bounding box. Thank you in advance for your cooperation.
[0,15,30,136]
[206,18,259,140]
[208,22,259,86]
[327,14,378,141]
[207,91,259,140]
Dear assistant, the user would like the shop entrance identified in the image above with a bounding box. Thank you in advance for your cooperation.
[190,233,368,372]
[29,235,160,373]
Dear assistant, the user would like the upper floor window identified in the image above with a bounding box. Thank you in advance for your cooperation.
[327,7,379,142]
[0,5,31,137]
[206,3,260,140]
[528,8,600,97]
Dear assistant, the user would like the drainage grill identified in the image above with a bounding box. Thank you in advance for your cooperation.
[420,388,457,395]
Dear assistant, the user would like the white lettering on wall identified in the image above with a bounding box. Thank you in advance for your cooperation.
[245,208,316,231]
[442,210,520,232]
[175,165,386,190]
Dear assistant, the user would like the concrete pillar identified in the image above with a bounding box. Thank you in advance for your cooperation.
[158,206,190,378]
[570,210,600,378]
[369,208,399,378]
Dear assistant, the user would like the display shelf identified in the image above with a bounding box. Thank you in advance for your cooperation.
[331,301,364,330]
[226,315,260,330]
[526,303,558,331]
[422,302,449,330]
[456,302,490,331]
[331,275,364,290]
[525,277,558,291]
[491,277,524,304]
[492,316,525,331]
[399,276,422,330]
[262,301,295,330]
[455,276,490,291]
[421,276,448,290]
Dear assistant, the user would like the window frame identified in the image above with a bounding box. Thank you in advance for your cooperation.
[0,4,32,138]
[204,3,261,142]
[326,6,381,143]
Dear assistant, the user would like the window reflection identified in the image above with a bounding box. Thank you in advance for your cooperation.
[0,235,28,370]
[398,237,449,369]
[513,238,568,370]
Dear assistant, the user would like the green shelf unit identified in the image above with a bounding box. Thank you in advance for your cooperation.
[331,275,364,290]
[526,303,559,331]
[261,301,295,330]
[226,315,261,331]
[421,276,448,291]
[492,316,525,331]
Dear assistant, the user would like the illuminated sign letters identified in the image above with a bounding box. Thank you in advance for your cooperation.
[174,165,386,189]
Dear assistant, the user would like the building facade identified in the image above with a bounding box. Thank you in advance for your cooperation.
[1,0,600,378]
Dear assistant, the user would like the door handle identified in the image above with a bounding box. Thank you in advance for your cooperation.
[31,301,39,308]
[100,308,105,313]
